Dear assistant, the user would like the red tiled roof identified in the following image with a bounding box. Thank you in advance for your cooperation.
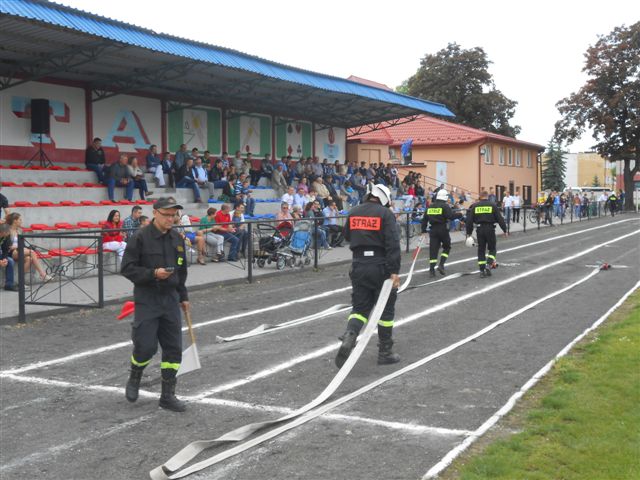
[350,115,544,150]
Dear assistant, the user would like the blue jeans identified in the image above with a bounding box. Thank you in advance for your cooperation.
[176,177,201,201]
[133,179,149,200]
[86,163,105,184]
[2,257,15,288]
[245,198,256,216]
[503,207,512,224]
[221,232,240,260]
[107,178,134,201]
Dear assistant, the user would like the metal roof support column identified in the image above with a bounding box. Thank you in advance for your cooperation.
[161,99,168,155]
[85,86,93,147]
[271,115,276,162]
[312,122,316,159]
[221,108,228,154]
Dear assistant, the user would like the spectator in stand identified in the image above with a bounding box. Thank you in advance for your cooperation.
[341,181,359,207]
[271,164,288,199]
[291,205,303,220]
[208,159,227,189]
[219,174,236,202]
[199,207,225,262]
[214,204,240,261]
[233,151,249,175]
[127,156,153,200]
[248,153,262,187]
[219,151,230,170]
[304,200,330,249]
[260,154,274,185]
[311,157,324,181]
[102,210,128,258]
[293,186,308,210]
[322,200,343,246]
[0,188,10,223]
[323,175,344,211]
[5,213,51,282]
[107,154,135,202]
[85,137,106,184]
[175,209,207,265]
[0,224,17,291]
[139,215,150,227]
[297,177,310,194]
[192,157,216,201]
[230,204,248,258]
[174,144,189,170]
[146,144,165,187]
[293,158,305,184]
[122,205,143,241]
[189,147,200,163]
[281,186,295,208]
[276,202,293,221]
[175,158,203,204]
[161,152,175,188]
[312,176,331,206]
[235,178,256,216]
[512,188,522,222]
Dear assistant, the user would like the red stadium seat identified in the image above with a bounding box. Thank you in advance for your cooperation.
[49,166,63,170]
[43,182,61,187]
[37,201,55,207]
[77,221,101,229]
[118,200,134,205]
[66,166,82,171]
[79,200,99,206]
[30,224,55,231]
[9,165,25,169]
[1,181,18,187]
[74,246,98,254]
[59,200,79,206]
[100,200,115,205]
[48,248,76,257]
[63,182,80,187]
[22,181,38,187]
[54,223,75,230]
[13,201,34,207]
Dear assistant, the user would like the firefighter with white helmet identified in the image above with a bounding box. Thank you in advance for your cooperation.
[335,183,401,368]
[420,189,463,277]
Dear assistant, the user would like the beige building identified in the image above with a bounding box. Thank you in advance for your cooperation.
[348,116,543,205]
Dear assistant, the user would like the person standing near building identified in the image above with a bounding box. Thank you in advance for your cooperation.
[421,189,462,277]
[502,191,513,230]
[466,190,508,278]
[512,188,522,223]
[606,190,618,217]
[121,198,189,412]
[335,183,401,368]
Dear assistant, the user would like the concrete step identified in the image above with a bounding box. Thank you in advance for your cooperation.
[1,168,96,184]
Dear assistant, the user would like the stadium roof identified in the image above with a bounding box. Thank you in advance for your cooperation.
[0,0,455,129]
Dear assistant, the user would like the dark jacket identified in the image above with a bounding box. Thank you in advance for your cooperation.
[343,200,400,274]
[175,164,194,184]
[121,223,188,307]
[0,235,11,260]
[465,199,507,235]
[421,199,462,232]
[85,146,105,167]
[109,162,131,183]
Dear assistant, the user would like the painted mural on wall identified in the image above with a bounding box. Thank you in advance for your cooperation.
[0,81,86,155]
[227,113,271,157]
[92,94,161,154]
[275,121,312,160]
[168,106,221,154]
[315,126,345,163]
[436,161,448,186]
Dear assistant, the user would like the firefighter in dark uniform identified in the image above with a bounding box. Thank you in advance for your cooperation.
[421,189,463,277]
[605,191,618,217]
[466,190,508,278]
[121,198,189,412]
[335,183,401,368]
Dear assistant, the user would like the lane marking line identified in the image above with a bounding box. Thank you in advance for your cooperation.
[1,217,636,377]
[422,279,640,479]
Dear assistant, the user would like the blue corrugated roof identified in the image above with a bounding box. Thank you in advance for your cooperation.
[1,0,454,118]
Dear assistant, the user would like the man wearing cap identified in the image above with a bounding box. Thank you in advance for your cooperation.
[335,183,401,368]
[121,197,189,412]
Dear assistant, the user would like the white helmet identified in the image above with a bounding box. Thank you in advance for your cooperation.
[465,235,476,248]
[366,183,391,207]
[436,189,449,201]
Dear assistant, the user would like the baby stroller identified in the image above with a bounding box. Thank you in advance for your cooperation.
[253,223,292,270]
[284,220,313,267]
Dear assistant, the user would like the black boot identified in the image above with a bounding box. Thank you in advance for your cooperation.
[437,258,446,276]
[378,339,400,365]
[480,268,492,278]
[429,267,436,278]
[335,330,358,368]
[125,366,144,403]
[159,377,186,412]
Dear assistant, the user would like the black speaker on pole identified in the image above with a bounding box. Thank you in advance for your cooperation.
[26,98,53,167]
[30,98,50,134]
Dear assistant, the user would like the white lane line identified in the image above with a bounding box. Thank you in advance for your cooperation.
[0,373,466,437]
[0,396,48,414]
[422,279,640,479]
[191,228,639,398]
[0,412,155,473]
[1,217,635,377]
[160,268,608,478]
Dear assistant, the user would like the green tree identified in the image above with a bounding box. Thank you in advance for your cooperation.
[542,141,567,191]
[401,43,521,137]
[592,175,601,187]
[554,22,639,209]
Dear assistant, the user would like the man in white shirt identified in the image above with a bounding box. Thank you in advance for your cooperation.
[512,188,522,222]
[502,192,513,228]
[322,200,343,247]
[293,186,308,210]
[281,186,295,208]
[193,157,215,200]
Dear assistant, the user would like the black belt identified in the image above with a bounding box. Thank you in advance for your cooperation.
[352,247,385,258]
[476,223,495,228]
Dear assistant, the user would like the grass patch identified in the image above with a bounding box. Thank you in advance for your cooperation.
[440,290,640,480]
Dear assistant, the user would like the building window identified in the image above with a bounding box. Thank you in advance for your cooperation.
[483,145,492,164]
[389,148,397,159]
[507,148,513,166]
[515,150,522,167]
[499,147,505,165]
[527,151,532,168]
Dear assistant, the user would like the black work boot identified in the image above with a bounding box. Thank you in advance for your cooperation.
[429,267,436,278]
[480,268,492,278]
[125,366,144,403]
[335,330,358,368]
[437,258,446,276]
[159,377,187,412]
[377,339,400,365]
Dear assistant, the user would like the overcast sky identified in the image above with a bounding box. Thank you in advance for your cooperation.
[57,0,639,152]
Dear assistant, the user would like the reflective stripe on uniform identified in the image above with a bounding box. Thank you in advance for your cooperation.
[377,319,394,328]
[441,253,449,258]
[348,313,368,324]
[427,208,442,215]
[429,259,438,264]
[478,260,487,265]
[475,206,493,214]
[487,254,496,260]
[160,361,181,371]
[131,355,151,367]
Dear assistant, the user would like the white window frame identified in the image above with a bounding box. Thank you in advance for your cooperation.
[507,148,513,166]
[515,149,522,167]
[527,151,532,168]
[483,145,492,164]
[499,147,505,165]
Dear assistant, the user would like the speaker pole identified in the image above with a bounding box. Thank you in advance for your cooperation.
[25,133,53,168]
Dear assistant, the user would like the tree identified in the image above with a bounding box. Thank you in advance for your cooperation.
[592,175,601,187]
[400,43,521,137]
[555,22,639,209]
[542,141,567,191]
